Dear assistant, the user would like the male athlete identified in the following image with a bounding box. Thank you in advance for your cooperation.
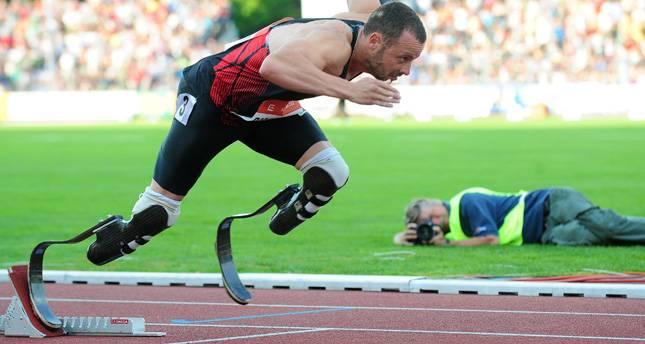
[87,0,426,265]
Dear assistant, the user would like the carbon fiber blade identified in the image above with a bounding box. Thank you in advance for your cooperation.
[215,184,300,304]
[28,216,120,329]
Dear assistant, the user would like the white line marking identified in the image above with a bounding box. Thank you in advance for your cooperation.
[151,323,645,342]
[167,328,328,343]
[1,296,640,318]
[373,251,416,256]
[582,269,625,275]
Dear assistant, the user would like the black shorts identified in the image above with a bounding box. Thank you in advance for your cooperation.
[153,78,327,195]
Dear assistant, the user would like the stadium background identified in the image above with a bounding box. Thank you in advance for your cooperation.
[1,0,644,122]
[0,0,644,277]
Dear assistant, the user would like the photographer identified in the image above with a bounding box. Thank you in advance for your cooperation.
[393,187,645,246]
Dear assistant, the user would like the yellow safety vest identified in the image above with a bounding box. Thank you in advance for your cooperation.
[445,187,527,245]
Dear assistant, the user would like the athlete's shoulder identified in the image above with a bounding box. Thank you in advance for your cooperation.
[333,12,369,22]
[302,25,354,58]
[294,19,357,45]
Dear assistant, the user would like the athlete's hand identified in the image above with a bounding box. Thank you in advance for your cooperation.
[349,78,401,107]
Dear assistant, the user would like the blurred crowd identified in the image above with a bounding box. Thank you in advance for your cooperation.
[0,0,238,91]
[407,0,645,84]
[0,0,643,91]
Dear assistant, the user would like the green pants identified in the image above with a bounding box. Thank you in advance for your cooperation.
[541,188,645,245]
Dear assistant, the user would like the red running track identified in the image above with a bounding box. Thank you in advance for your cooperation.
[1,282,644,343]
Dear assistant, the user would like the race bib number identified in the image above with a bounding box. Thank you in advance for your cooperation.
[174,93,197,126]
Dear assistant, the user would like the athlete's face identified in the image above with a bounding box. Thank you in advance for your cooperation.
[366,31,424,81]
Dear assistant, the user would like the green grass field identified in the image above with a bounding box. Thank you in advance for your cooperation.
[1,118,644,278]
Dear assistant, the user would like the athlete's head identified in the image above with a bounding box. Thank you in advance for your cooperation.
[363,2,426,81]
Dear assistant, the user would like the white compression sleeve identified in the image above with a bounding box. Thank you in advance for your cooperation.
[132,187,181,226]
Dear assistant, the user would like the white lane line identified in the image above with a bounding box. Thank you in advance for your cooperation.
[167,328,328,343]
[1,296,641,318]
[151,323,645,342]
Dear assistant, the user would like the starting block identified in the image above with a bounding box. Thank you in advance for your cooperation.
[1,265,163,338]
[0,216,165,338]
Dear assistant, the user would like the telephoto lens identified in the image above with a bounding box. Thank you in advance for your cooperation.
[414,221,437,245]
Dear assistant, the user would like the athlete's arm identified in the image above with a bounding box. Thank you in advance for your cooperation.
[260,29,400,107]
[334,0,381,20]
[346,0,382,13]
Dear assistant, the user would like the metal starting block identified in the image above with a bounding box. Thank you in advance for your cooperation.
[0,265,164,338]
[1,215,165,338]
[1,297,160,337]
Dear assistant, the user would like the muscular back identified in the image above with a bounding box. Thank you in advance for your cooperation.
[266,19,362,80]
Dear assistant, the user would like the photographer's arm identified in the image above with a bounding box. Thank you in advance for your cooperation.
[394,224,417,246]
[393,232,413,246]
[433,235,500,246]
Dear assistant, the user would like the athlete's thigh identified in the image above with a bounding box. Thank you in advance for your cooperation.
[240,112,327,166]
[154,79,241,195]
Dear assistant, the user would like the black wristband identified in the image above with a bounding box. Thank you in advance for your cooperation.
[380,0,393,4]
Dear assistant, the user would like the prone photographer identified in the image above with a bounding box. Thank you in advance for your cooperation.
[393,187,645,247]
[395,198,499,246]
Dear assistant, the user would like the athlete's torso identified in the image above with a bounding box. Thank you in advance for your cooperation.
[183,18,364,121]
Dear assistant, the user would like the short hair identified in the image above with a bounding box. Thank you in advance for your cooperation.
[364,2,427,46]
[404,198,443,224]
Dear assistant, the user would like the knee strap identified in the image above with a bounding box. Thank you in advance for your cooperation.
[289,167,335,221]
[294,147,350,219]
[270,167,337,233]
[291,151,349,221]
[121,205,169,254]
[269,148,349,235]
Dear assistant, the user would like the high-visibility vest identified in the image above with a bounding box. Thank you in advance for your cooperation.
[445,187,527,245]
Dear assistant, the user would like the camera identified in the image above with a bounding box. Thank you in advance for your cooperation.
[414,221,442,245]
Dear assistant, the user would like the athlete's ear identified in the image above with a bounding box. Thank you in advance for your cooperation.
[367,31,384,49]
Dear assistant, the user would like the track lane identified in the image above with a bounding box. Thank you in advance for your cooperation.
[2,283,644,343]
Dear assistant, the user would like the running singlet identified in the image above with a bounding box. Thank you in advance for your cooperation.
[183,18,364,121]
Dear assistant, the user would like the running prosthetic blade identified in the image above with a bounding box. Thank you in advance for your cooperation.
[216,184,300,304]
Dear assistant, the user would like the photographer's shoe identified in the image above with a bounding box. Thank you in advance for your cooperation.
[87,205,168,266]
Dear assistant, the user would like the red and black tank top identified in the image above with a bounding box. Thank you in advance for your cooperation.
[183,18,364,121]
